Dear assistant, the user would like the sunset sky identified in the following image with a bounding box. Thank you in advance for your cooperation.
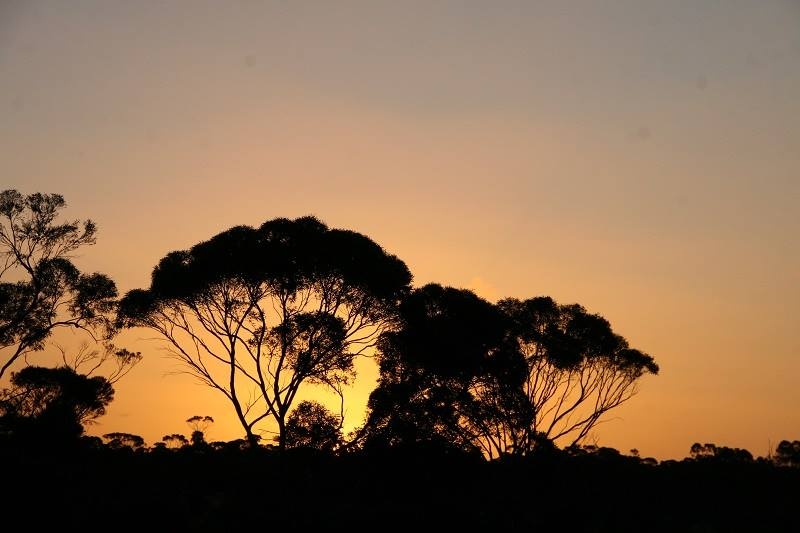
[1,0,798,460]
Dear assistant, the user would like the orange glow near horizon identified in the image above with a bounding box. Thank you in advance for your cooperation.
[1,1,798,460]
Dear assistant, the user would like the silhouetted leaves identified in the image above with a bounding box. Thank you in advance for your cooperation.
[0,366,114,446]
[363,289,658,457]
[0,190,119,378]
[496,297,659,450]
[118,216,412,448]
[363,284,515,454]
[774,440,800,468]
[102,432,145,451]
[688,442,755,465]
[284,401,342,452]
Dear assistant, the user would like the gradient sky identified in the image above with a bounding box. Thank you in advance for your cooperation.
[1,0,798,460]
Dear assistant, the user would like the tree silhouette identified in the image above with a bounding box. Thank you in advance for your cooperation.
[102,432,145,451]
[362,287,658,458]
[0,190,119,379]
[774,440,800,468]
[118,216,411,448]
[489,297,659,452]
[362,284,515,455]
[689,442,754,463]
[284,400,342,452]
[186,414,214,446]
[0,365,114,446]
[162,433,189,449]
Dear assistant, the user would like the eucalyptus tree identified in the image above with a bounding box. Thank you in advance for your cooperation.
[774,440,800,468]
[284,400,342,452]
[363,287,658,459]
[118,216,411,448]
[102,432,145,451]
[363,284,517,456]
[490,297,659,453]
[0,190,118,379]
[186,414,214,446]
[0,365,115,445]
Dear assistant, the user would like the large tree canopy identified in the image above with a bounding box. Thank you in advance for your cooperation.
[497,297,659,452]
[0,190,118,379]
[363,284,518,454]
[118,216,411,448]
[363,287,658,458]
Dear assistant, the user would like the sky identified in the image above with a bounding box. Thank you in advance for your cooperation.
[1,0,798,460]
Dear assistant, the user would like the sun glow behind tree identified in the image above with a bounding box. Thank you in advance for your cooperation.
[119,216,412,448]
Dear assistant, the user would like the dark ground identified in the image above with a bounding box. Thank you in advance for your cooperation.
[3,446,798,532]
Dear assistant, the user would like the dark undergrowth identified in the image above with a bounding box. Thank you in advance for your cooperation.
[2,444,798,532]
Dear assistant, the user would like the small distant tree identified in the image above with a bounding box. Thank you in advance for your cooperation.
[0,190,119,379]
[773,440,800,468]
[284,400,342,452]
[162,433,189,449]
[211,437,258,453]
[690,442,718,459]
[689,442,753,463]
[186,415,214,446]
[102,432,145,451]
[565,444,626,460]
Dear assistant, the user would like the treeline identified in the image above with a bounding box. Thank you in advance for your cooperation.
[2,435,799,531]
[1,189,799,529]
[0,189,660,457]
[0,190,796,459]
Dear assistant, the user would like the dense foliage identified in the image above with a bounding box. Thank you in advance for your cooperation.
[117,216,412,448]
